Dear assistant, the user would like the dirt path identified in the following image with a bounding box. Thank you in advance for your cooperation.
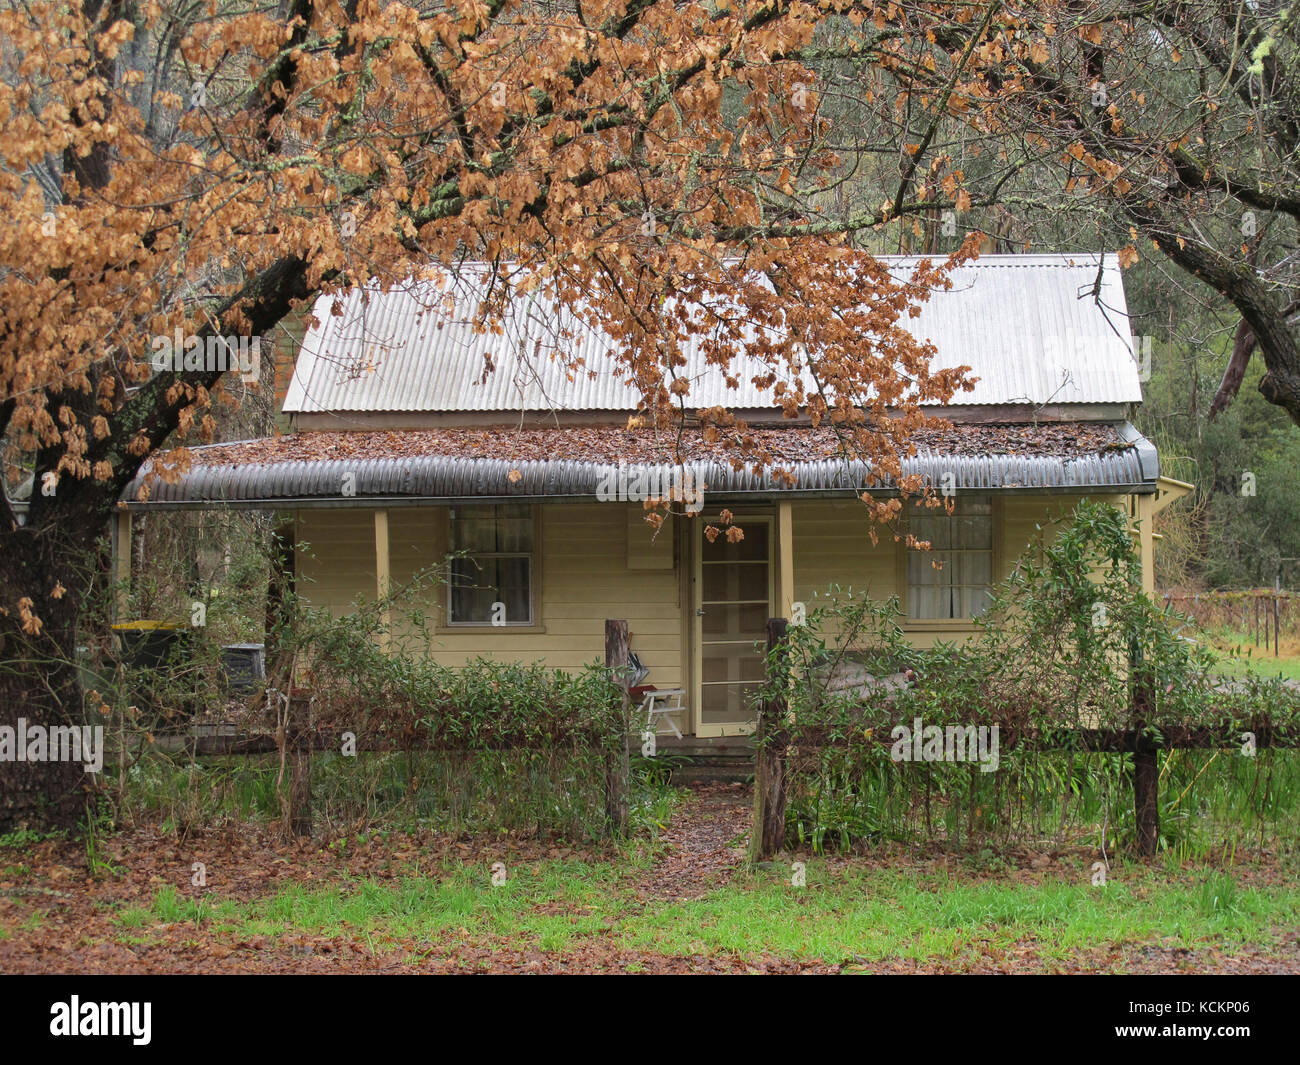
[635,781,752,901]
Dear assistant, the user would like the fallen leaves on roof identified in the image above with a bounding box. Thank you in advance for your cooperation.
[183,422,1128,470]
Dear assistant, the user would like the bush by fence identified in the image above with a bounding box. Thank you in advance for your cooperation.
[85,549,639,841]
[754,502,1300,859]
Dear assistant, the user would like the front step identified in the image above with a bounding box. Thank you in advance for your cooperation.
[646,735,755,784]
[669,763,754,784]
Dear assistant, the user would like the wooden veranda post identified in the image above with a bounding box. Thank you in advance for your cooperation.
[604,619,631,835]
[752,617,789,861]
[114,510,131,619]
[375,509,391,653]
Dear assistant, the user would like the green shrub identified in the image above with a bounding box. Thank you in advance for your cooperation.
[766,502,1300,854]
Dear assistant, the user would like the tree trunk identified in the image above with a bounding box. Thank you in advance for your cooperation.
[1133,743,1160,858]
[1131,204,1300,426]
[1130,653,1160,858]
[0,529,94,832]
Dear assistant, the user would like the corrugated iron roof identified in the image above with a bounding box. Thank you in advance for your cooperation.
[283,253,1143,415]
[123,422,1158,508]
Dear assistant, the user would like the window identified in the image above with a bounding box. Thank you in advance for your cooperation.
[447,504,534,625]
[905,497,993,620]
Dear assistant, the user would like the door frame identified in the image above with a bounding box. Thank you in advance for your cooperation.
[691,512,774,737]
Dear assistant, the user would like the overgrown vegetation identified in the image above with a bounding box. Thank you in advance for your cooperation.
[77,522,640,841]
[74,503,1300,856]
[118,749,676,843]
[767,502,1300,854]
[275,572,623,750]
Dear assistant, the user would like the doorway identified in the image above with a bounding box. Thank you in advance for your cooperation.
[693,514,772,737]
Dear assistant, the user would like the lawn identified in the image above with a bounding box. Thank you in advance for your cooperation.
[1202,628,1300,682]
[2,785,1298,974]
[105,860,1293,971]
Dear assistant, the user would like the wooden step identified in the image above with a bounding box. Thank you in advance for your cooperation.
[643,735,755,783]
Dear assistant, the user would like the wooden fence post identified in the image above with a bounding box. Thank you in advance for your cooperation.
[604,619,630,835]
[1133,738,1160,858]
[1129,645,1160,857]
[287,693,313,837]
[752,617,789,861]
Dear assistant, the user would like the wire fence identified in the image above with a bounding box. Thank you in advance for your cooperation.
[1161,590,1295,656]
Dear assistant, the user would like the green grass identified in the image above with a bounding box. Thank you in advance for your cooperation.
[109,855,1300,969]
[116,886,240,930]
[1204,628,1300,681]
[1210,656,1300,682]
[113,864,620,957]
[0,828,62,850]
[617,863,1294,966]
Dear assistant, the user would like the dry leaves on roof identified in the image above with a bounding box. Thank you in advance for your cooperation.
[185,422,1127,471]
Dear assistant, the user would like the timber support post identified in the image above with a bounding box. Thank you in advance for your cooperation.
[753,617,790,861]
[604,619,631,835]
[114,510,131,620]
[375,509,391,653]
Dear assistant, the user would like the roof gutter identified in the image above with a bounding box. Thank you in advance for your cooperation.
[121,482,1159,513]
[121,422,1161,510]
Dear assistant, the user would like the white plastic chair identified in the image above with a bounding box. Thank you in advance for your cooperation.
[640,688,686,739]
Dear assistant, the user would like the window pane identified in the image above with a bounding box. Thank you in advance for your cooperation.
[909,550,951,586]
[906,499,992,620]
[450,504,533,552]
[957,515,993,549]
[701,522,769,562]
[701,645,767,685]
[961,551,991,586]
[961,585,993,618]
[913,584,942,618]
[449,555,531,623]
[702,602,768,638]
[495,513,533,552]
[451,513,496,552]
[907,551,923,586]
[702,562,768,602]
[911,514,950,549]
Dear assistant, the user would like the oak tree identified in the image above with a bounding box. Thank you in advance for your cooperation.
[0,0,980,829]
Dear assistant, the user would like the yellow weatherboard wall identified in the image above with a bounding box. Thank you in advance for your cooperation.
[294,493,1143,726]
[788,494,1131,648]
[295,503,684,688]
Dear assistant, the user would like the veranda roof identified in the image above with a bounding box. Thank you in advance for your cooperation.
[121,421,1159,510]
